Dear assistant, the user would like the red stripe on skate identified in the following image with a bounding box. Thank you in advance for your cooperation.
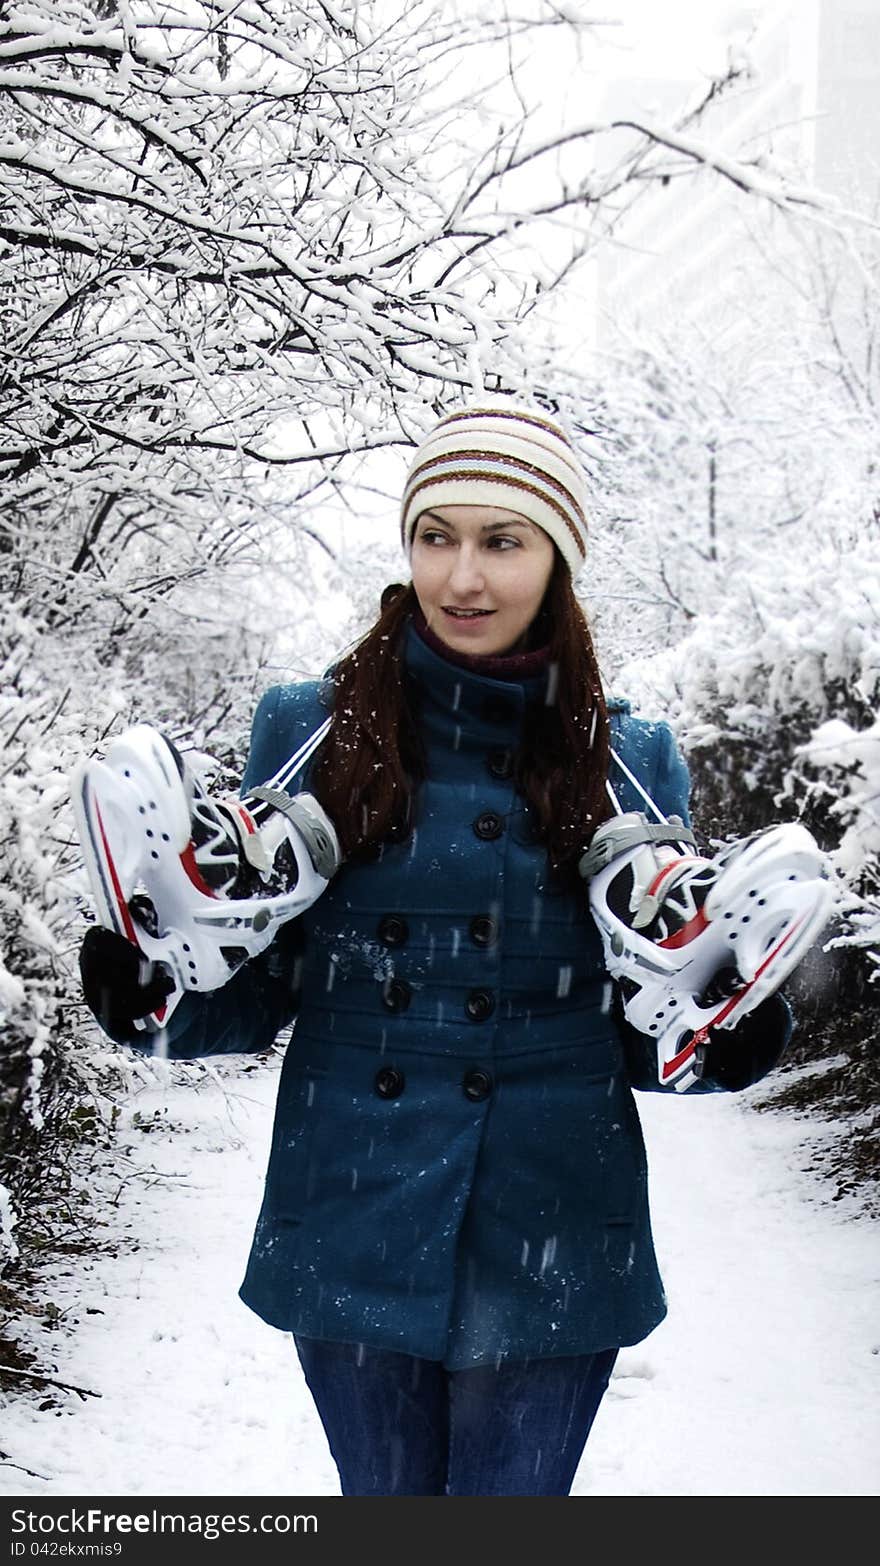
[705,913,809,1029]
[662,913,812,1080]
[645,855,702,902]
[236,804,257,836]
[657,904,710,949]
[180,842,220,898]
[661,1038,698,1081]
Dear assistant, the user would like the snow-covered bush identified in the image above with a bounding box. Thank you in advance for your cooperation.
[794,712,880,981]
[0,608,110,1273]
[616,525,880,1021]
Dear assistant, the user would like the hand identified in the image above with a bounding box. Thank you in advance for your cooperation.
[79,925,175,1037]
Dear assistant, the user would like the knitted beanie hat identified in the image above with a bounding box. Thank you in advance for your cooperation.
[400,402,588,576]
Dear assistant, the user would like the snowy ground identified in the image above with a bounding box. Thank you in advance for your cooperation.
[1,1052,878,1498]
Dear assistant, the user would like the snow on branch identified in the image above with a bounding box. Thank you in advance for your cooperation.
[0,0,867,638]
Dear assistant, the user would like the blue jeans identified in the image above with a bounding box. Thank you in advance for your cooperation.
[293,1335,618,1496]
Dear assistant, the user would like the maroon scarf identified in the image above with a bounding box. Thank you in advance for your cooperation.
[411,606,551,683]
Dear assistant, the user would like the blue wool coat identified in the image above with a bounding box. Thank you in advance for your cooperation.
[153,619,791,1369]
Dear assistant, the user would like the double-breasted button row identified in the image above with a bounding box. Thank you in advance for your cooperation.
[487,748,515,780]
[473,810,504,841]
[381,981,496,1022]
[469,914,498,948]
[462,1068,493,1102]
[373,1066,494,1102]
[465,988,495,1022]
[377,914,408,947]
[381,978,412,1013]
[378,914,498,950]
[374,1065,405,1099]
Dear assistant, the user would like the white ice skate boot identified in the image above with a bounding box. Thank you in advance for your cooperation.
[71,721,339,1030]
[580,812,833,1091]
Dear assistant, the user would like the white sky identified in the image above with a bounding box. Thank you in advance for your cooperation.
[603,0,765,76]
[500,1,780,146]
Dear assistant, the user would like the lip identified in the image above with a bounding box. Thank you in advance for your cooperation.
[440,606,496,635]
[442,607,494,618]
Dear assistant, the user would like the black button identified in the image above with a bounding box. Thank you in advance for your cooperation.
[375,1066,405,1099]
[469,915,498,948]
[473,811,504,841]
[465,989,495,1022]
[377,915,408,947]
[482,696,514,725]
[462,1068,493,1102]
[487,748,515,780]
[381,978,412,1013]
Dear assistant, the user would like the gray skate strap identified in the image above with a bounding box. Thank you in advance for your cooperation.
[247,787,339,879]
[579,816,695,879]
[248,786,297,813]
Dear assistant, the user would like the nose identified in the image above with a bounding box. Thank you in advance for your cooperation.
[447,541,485,597]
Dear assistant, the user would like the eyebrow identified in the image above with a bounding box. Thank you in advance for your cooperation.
[420,510,534,533]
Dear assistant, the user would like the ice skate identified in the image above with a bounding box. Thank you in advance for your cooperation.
[71,722,339,1031]
[580,812,833,1092]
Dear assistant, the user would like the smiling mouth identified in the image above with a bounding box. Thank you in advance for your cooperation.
[443,607,493,618]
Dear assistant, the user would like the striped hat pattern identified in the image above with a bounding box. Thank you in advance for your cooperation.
[400,403,588,576]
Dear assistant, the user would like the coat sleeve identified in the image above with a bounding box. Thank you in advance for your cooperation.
[652,720,692,828]
[128,918,305,1060]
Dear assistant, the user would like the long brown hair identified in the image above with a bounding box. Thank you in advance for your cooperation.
[308,553,612,879]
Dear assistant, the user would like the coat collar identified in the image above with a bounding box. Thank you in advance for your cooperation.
[318,618,632,729]
[402,616,631,731]
[403,616,552,743]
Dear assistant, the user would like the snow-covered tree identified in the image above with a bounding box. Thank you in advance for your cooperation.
[0,1,842,648]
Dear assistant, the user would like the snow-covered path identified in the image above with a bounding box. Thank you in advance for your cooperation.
[2,1056,878,1498]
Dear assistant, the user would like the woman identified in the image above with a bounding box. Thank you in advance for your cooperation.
[80,402,792,1496]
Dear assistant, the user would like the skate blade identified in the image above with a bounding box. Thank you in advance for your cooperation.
[657,880,834,1087]
[71,760,143,942]
[71,743,189,1031]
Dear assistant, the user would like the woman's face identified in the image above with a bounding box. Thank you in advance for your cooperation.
[410,505,555,657]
